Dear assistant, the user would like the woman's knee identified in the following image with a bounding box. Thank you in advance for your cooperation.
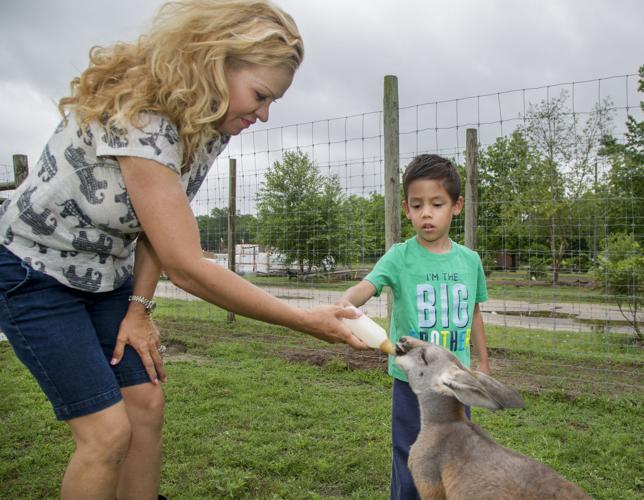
[122,384,165,430]
[69,405,132,464]
[98,418,132,463]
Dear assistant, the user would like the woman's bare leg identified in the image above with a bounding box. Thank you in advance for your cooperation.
[116,383,165,500]
[62,401,131,500]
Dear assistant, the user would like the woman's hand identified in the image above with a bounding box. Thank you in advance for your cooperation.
[111,309,168,385]
[299,305,369,350]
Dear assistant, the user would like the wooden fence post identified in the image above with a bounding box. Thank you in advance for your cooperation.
[464,128,478,250]
[384,75,400,319]
[0,154,29,204]
[13,154,28,187]
[227,158,237,323]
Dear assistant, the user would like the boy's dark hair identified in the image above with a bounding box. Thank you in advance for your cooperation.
[402,154,461,203]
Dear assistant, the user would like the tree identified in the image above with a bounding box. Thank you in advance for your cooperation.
[256,150,345,273]
[307,174,345,270]
[196,207,257,252]
[478,131,537,269]
[196,208,228,252]
[339,192,387,264]
[600,65,644,240]
[592,233,643,342]
[519,90,614,282]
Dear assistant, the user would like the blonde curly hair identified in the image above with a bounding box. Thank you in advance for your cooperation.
[59,0,304,165]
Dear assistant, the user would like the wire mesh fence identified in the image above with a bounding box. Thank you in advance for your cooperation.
[183,72,643,394]
[1,72,642,394]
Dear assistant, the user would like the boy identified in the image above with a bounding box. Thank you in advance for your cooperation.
[339,154,490,500]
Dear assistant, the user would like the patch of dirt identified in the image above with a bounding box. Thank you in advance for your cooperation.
[281,346,388,371]
[156,323,640,398]
[164,353,213,364]
[277,349,519,379]
[479,356,513,372]
[165,340,188,355]
[162,340,212,364]
[280,347,637,398]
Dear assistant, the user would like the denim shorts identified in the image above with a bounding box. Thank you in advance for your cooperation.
[0,245,150,420]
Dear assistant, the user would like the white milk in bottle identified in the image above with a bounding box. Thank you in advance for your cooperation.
[343,307,396,355]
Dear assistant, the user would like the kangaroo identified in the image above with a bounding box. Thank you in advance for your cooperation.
[394,336,591,500]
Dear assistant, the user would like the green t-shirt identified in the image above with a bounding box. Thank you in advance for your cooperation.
[365,237,488,381]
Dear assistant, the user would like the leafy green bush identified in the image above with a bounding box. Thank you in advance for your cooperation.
[591,233,643,341]
[525,259,548,280]
[481,253,495,277]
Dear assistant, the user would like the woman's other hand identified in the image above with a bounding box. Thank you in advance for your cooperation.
[111,309,167,384]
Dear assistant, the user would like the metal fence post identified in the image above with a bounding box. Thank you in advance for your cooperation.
[227,158,237,323]
[464,128,478,250]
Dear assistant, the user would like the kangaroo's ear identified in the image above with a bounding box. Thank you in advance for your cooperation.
[472,371,525,409]
[441,365,525,410]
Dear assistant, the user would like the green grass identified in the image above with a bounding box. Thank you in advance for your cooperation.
[162,358,391,498]
[243,271,614,305]
[246,275,362,291]
[485,323,641,363]
[153,297,642,363]
[1,311,642,499]
[474,392,643,499]
[486,281,609,304]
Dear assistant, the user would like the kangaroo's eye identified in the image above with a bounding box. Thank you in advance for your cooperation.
[420,349,429,365]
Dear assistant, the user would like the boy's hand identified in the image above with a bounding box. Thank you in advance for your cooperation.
[336,281,377,310]
[335,298,355,308]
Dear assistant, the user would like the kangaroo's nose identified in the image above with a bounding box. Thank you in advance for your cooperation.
[395,338,409,356]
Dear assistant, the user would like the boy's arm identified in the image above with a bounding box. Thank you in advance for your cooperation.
[471,303,490,374]
[338,280,377,308]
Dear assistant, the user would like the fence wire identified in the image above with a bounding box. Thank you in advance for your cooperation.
[185,72,643,394]
[1,73,642,394]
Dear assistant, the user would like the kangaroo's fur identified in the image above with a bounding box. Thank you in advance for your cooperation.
[395,336,591,500]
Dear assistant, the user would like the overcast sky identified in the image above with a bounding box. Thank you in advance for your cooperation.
[1,0,642,175]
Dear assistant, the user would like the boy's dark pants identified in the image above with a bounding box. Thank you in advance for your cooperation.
[391,378,470,500]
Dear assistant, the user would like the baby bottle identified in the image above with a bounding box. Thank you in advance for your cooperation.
[343,307,396,355]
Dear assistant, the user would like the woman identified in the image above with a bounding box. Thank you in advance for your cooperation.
[0,1,366,498]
